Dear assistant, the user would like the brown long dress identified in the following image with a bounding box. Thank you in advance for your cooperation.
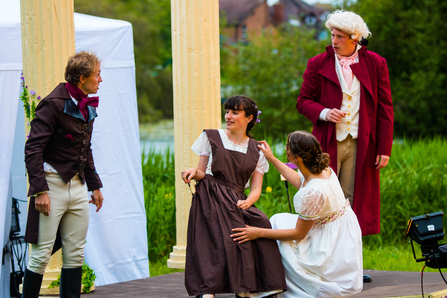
[185,129,287,296]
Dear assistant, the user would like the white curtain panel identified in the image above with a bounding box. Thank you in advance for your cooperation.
[0,3,23,294]
[0,69,21,297]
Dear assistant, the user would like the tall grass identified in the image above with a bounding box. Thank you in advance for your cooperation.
[143,138,447,275]
[142,148,176,263]
[364,138,447,248]
[362,245,439,272]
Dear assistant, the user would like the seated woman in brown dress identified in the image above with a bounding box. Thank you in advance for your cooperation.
[181,95,287,298]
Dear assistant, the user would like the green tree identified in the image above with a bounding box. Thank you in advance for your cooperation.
[347,0,447,137]
[221,27,327,140]
[74,0,173,122]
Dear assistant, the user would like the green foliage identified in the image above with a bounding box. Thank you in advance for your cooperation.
[74,0,173,122]
[141,148,177,262]
[47,262,96,293]
[82,262,96,293]
[221,27,327,141]
[347,0,447,137]
[48,274,61,289]
[20,74,41,125]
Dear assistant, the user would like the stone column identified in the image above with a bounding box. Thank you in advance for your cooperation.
[168,0,221,269]
[20,0,75,294]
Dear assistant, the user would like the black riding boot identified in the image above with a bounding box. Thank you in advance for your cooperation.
[60,267,83,298]
[22,268,43,298]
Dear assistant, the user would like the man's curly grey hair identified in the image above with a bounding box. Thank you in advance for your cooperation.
[325,10,371,41]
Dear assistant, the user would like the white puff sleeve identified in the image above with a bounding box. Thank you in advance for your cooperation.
[295,188,326,220]
[255,149,269,174]
[190,131,211,156]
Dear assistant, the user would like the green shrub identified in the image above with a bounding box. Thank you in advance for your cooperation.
[81,262,96,293]
[47,262,96,293]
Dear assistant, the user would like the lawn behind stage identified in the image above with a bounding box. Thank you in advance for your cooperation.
[142,137,447,277]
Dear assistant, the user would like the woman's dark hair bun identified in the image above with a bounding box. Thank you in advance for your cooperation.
[316,152,331,174]
[287,131,330,174]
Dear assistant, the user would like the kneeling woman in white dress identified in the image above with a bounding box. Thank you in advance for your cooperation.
[232,130,363,298]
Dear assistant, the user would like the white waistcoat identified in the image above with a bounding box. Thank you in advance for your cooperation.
[334,55,361,141]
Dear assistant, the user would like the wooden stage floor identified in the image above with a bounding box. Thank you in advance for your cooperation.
[75,269,447,298]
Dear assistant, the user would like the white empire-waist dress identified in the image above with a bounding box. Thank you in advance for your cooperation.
[271,168,363,298]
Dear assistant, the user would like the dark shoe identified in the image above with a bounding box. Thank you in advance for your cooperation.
[363,274,372,283]
[60,267,83,298]
[236,295,277,298]
[22,268,43,298]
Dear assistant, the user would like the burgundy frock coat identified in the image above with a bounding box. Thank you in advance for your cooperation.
[296,46,394,236]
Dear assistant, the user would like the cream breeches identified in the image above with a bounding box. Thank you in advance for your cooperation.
[337,135,357,206]
[27,172,89,274]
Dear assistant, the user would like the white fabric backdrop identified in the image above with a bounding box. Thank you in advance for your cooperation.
[0,68,21,298]
[0,0,149,292]
[0,14,26,295]
[86,68,149,283]
[74,12,149,286]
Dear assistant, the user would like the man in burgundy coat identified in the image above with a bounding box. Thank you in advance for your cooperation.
[297,10,394,241]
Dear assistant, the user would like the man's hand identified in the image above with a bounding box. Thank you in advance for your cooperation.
[35,193,51,216]
[326,108,346,123]
[375,155,390,170]
[90,189,104,212]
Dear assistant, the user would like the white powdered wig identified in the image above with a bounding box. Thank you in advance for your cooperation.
[325,10,371,41]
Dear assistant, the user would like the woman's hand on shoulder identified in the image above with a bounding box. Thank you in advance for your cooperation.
[181,168,196,184]
[231,225,261,243]
[258,140,274,161]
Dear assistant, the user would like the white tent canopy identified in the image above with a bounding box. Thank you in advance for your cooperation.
[0,1,149,296]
